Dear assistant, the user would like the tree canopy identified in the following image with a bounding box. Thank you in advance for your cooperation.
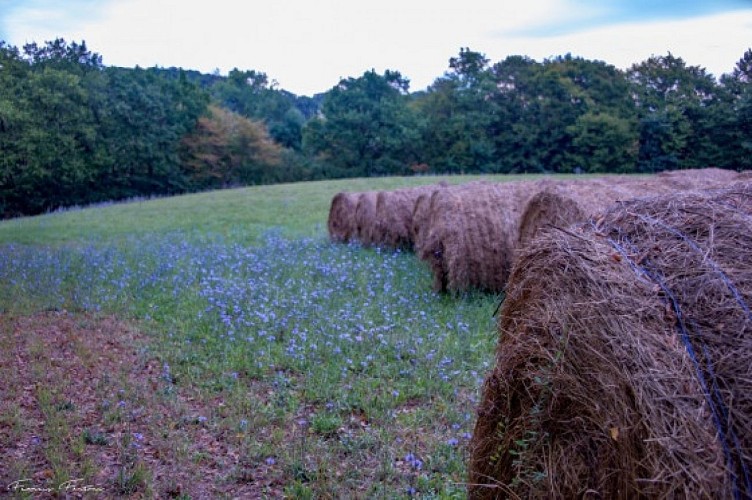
[1,39,750,217]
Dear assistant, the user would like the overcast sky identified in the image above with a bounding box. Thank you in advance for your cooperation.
[1,0,751,96]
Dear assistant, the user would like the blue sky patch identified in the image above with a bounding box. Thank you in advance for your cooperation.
[513,0,752,37]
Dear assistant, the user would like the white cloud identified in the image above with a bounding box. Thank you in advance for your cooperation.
[495,11,752,78]
[2,0,750,95]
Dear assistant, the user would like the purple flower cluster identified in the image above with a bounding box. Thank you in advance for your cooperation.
[0,230,496,410]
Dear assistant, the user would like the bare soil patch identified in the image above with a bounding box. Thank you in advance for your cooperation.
[0,311,283,498]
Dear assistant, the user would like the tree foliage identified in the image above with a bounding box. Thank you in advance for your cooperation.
[302,70,419,177]
[416,48,497,173]
[180,105,282,188]
[627,54,719,171]
[208,68,310,150]
[1,38,750,218]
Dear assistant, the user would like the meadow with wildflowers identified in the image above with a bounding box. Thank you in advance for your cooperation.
[0,176,520,497]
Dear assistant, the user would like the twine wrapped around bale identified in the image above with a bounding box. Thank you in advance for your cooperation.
[327,192,359,243]
[418,180,541,293]
[469,182,752,499]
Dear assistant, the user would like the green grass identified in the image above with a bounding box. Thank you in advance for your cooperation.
[0,174,555,497]
[0,174,563,245]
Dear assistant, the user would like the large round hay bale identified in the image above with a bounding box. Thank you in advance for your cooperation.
[469,182,752,499]
[516,177,673,249]
[412,181,482,258]
[418,180,542,293]
[371,185,443,250]
[517,170,743,250]
[327,192,359,243]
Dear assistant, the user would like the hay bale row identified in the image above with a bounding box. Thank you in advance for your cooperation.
[327,184,446,249]
[657,166,741,189]
[328,169,744,294]
[416,176,663,294]
[469,182,752,499]
[327,190,378,245]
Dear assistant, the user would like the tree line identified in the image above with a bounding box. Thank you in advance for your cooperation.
[1,39,750,217]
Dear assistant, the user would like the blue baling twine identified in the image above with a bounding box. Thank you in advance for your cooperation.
[699,339,752,497]
[634,213,752,322]
[597,220,752,499]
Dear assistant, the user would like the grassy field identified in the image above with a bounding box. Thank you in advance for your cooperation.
[0,174,544,498]
[0,174,558,246]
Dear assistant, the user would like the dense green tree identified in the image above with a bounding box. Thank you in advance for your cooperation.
[302,69,419,177]
[0,40,103,214]
[0,39,209,216]
[0,43,29,215]
[515,56,588,172]
[21,38,102,74]
[627,53,720,171]
[415,48,498,173]
[566,111,638,173]
[96,66,208,196]
[489,54,637,173]
[487,55,540,172]
[719,49,752,169]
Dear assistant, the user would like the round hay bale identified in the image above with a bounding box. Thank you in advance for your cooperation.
[371,185,443,250]
[469,182,752,499]
[516,176,675,249]
[327,192,359,243]
[418,180,542,293]
[353,191,379,246]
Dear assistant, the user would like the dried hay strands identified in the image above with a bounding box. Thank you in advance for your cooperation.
[657,167,740,189]
[516,176,674,249]
[411,190,435,254]
[352,191,380,246]
[371,184,444,250]
[418,180,541,293]
[469,182,752,499]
